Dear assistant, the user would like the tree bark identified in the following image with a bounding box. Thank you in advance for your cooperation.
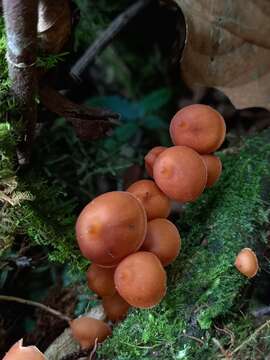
[2,0,38,160]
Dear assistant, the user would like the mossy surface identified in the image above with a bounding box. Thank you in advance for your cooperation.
[98,130,270,360]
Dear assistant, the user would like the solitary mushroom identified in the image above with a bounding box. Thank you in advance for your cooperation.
[153,146,207,202]
[235,248,259,278]
[76,191,147,267]
[114,251,167,308]
[141,218,181,266]
[3,339,46,360]
[70,316,111,349]
[201,154,222,188]
[87,263,116,297]
[144,146,167,177]
[102,292,130,322]
[169,104,226,154]
[127,179,171,220]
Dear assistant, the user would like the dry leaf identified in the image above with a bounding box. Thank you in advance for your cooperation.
[38,0,71,53]
[174,0,270,110]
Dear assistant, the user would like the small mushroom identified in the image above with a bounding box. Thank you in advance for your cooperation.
[127,179,171,220]
[114,251,167,308]
[153,146,207,202]
[76,191,147,267]
[235,248,259,278]
[87,263,116,297]
[3,339,46,360]
[70,316,111,349]
[102,292,130,322]
[201,154,222,188]
[141,218,181,266]
[169,104,226,154]
[144,146,167,177]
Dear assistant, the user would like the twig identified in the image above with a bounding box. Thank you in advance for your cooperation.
[0,294,71,322]
[40,84,119,140]
[181,334,204,346]
[2,0,38,160]
[70,0,153,82]
[212,338,231,360]
[89,338,98,360]
[214,324,235,349]
[230,319,270,355]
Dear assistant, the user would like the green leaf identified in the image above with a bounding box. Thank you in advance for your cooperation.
[114,123,138,141]
[141,115,168,130]
[87,96,144,120]
[139,88,172,114]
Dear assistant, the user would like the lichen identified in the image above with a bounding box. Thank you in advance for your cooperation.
[98,129,270,360]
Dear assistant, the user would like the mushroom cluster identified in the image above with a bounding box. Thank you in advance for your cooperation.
[75,104,225,319]
[5,105,260,356]
[71,103,228,348]
[149,104,225,201]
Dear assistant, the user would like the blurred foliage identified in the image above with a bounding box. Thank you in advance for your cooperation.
[98,129,270,359]
[74,0,132,49]
[33,89,172,206]
[74,0,176,97]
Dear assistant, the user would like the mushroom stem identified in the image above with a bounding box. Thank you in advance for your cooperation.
[0,295,71,322]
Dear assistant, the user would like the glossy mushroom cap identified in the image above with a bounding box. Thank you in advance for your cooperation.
[114,251,167,308]
[76,191,147,267]
[153,146,207,202]
[87,263,116,297]
[127,180,171,220]
[235,248,259,278]
[102,292,130,322]
[201,155,222,188]
[3,339,46,360]
[144,146,167,177]
[70,317,111,349]
[141,218,181,266]
[169,104,226,154]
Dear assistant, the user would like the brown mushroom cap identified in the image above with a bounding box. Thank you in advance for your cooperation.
[87,263,116,297]
[102,292,130,322]
[3,339,45,360]
[144,146,167,177]
[141,219,181,266]
[153,146,207,202]
[201,155,222,188]
[114,251,167,308]
[235,248,259,278]
[169,104,226,154]
[76,191,147,267]
[127,179,171,220]
[70,317,111,349]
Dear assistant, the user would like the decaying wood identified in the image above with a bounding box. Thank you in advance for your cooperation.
[40,84,119,140]
[45,305,106,360]
[2,0,38,158]
[174,0,270,110]
[70,0,153,82]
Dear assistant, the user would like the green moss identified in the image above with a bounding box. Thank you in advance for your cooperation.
[17,179,89,272]
[98,130,270,360]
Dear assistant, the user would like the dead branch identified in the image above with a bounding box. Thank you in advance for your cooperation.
[70,0,153,82]
[39,84,119,140]
[0,294,71,322]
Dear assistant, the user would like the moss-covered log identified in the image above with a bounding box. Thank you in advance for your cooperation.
[98,129,270,360]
